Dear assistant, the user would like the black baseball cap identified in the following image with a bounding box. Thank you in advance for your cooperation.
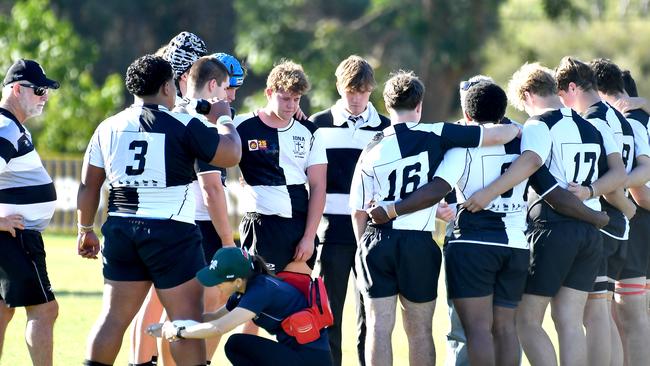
[3,59,60,89]
[196,247,253,287]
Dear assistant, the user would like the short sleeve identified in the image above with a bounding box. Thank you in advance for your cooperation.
[349,158,375,210]
[433,148,468,187]
[521,119,552,162]
[83,126,105,168]
[184,118,220,163]
[629,119,650,158]
[588,118,620,156]
[195,159,226,184]
[437,123,482,150]
[528,164,559,198]
[0,136,16,172]
[307,128,328,167]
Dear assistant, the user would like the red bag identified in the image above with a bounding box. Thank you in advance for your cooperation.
[278,272,334,344]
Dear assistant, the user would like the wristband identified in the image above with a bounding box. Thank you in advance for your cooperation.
[386,203,398,219]
[176,325,186,339]
[587,184,595,199]
[217,115,233,125]
[77,223,94,233]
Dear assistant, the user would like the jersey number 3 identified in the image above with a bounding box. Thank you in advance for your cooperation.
[126,140,148,176]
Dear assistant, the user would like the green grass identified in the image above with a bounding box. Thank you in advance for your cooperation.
[1,234,558,365]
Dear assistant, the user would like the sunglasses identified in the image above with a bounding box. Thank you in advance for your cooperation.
[19,83,48,96]
[459,80,481,91]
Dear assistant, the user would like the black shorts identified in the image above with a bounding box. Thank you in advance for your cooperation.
[525,221,602,296]
[621,208,650,280]
[240,213,317,272]
[355,226,441,303]
[196,220,224,262]
[444,242,529,308]
[101,216,205,289]
[592,234,626,293]
[0,230,55,307]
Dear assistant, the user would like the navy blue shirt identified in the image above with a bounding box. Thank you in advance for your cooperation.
[226,274,330,351]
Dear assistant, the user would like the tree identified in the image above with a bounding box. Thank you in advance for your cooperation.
[0,0,123,154]
[482,0,650,122]
[234,0,505,121]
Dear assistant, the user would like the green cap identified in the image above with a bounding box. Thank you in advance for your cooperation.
[196,247,253,287]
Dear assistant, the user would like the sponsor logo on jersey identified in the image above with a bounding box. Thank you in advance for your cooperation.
[248,140,259,151]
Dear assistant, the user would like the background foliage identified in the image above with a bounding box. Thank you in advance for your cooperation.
[0,0,648,154]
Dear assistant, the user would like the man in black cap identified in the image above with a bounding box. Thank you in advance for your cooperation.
[0,59,60,365]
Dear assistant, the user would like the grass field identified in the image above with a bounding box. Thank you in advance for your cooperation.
[1,234,559,365]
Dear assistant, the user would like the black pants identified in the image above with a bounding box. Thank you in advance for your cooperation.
[320,243,366,366]
[225,334,332,366]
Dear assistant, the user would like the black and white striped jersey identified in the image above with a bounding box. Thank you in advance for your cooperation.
[173,100,227,221]
[440,133,558,250]
[584,101,647,239]
[84,104,221,224]
[311,101,390,244]
[233,112,327,218]
[522,108,616,223]
[0,108,57,232]
[625,108,650,191]
[350,122,483,232]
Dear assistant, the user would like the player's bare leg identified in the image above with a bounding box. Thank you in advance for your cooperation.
[517,294,557,366]
[454,296,495,366]
[551,287,588,366]
[86,280,151,364]
[614,278,650,366]
[364,295,396,366]
[583,293,611,366]
[493,304,520,366]
[130,286,162,365]
[400,295,435,366]
[0,300,15,359]
[25,300,58,366]
[156,278,205,365]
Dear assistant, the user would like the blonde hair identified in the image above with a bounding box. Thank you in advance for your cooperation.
[266,60,310,95]
[507,63,557,111]
[335,55,376,92]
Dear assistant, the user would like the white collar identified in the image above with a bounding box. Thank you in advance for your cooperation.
[331,100,383,128]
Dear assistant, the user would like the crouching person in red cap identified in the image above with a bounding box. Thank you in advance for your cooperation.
[148,247,333,366]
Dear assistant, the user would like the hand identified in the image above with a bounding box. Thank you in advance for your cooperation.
[594,211,609,229]
[146,323,164,338]
[367,204,390,224]
[294,107,307,121]
[206,99,231,123]
[161,321,180,342]
[462,188,496,212]
[0,214,24,237]
[77,231,100,259]
[293,236,315,262]
[435,202,455,223]
[567,182,590,201]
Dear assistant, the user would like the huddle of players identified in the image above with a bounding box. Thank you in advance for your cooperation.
[358,57,650,366]
[74,30,650,366]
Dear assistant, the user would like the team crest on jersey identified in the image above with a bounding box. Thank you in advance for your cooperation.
[293,135,306,158]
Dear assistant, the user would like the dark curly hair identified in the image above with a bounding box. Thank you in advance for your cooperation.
[125,55,173,97]
[465,81,507,123]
